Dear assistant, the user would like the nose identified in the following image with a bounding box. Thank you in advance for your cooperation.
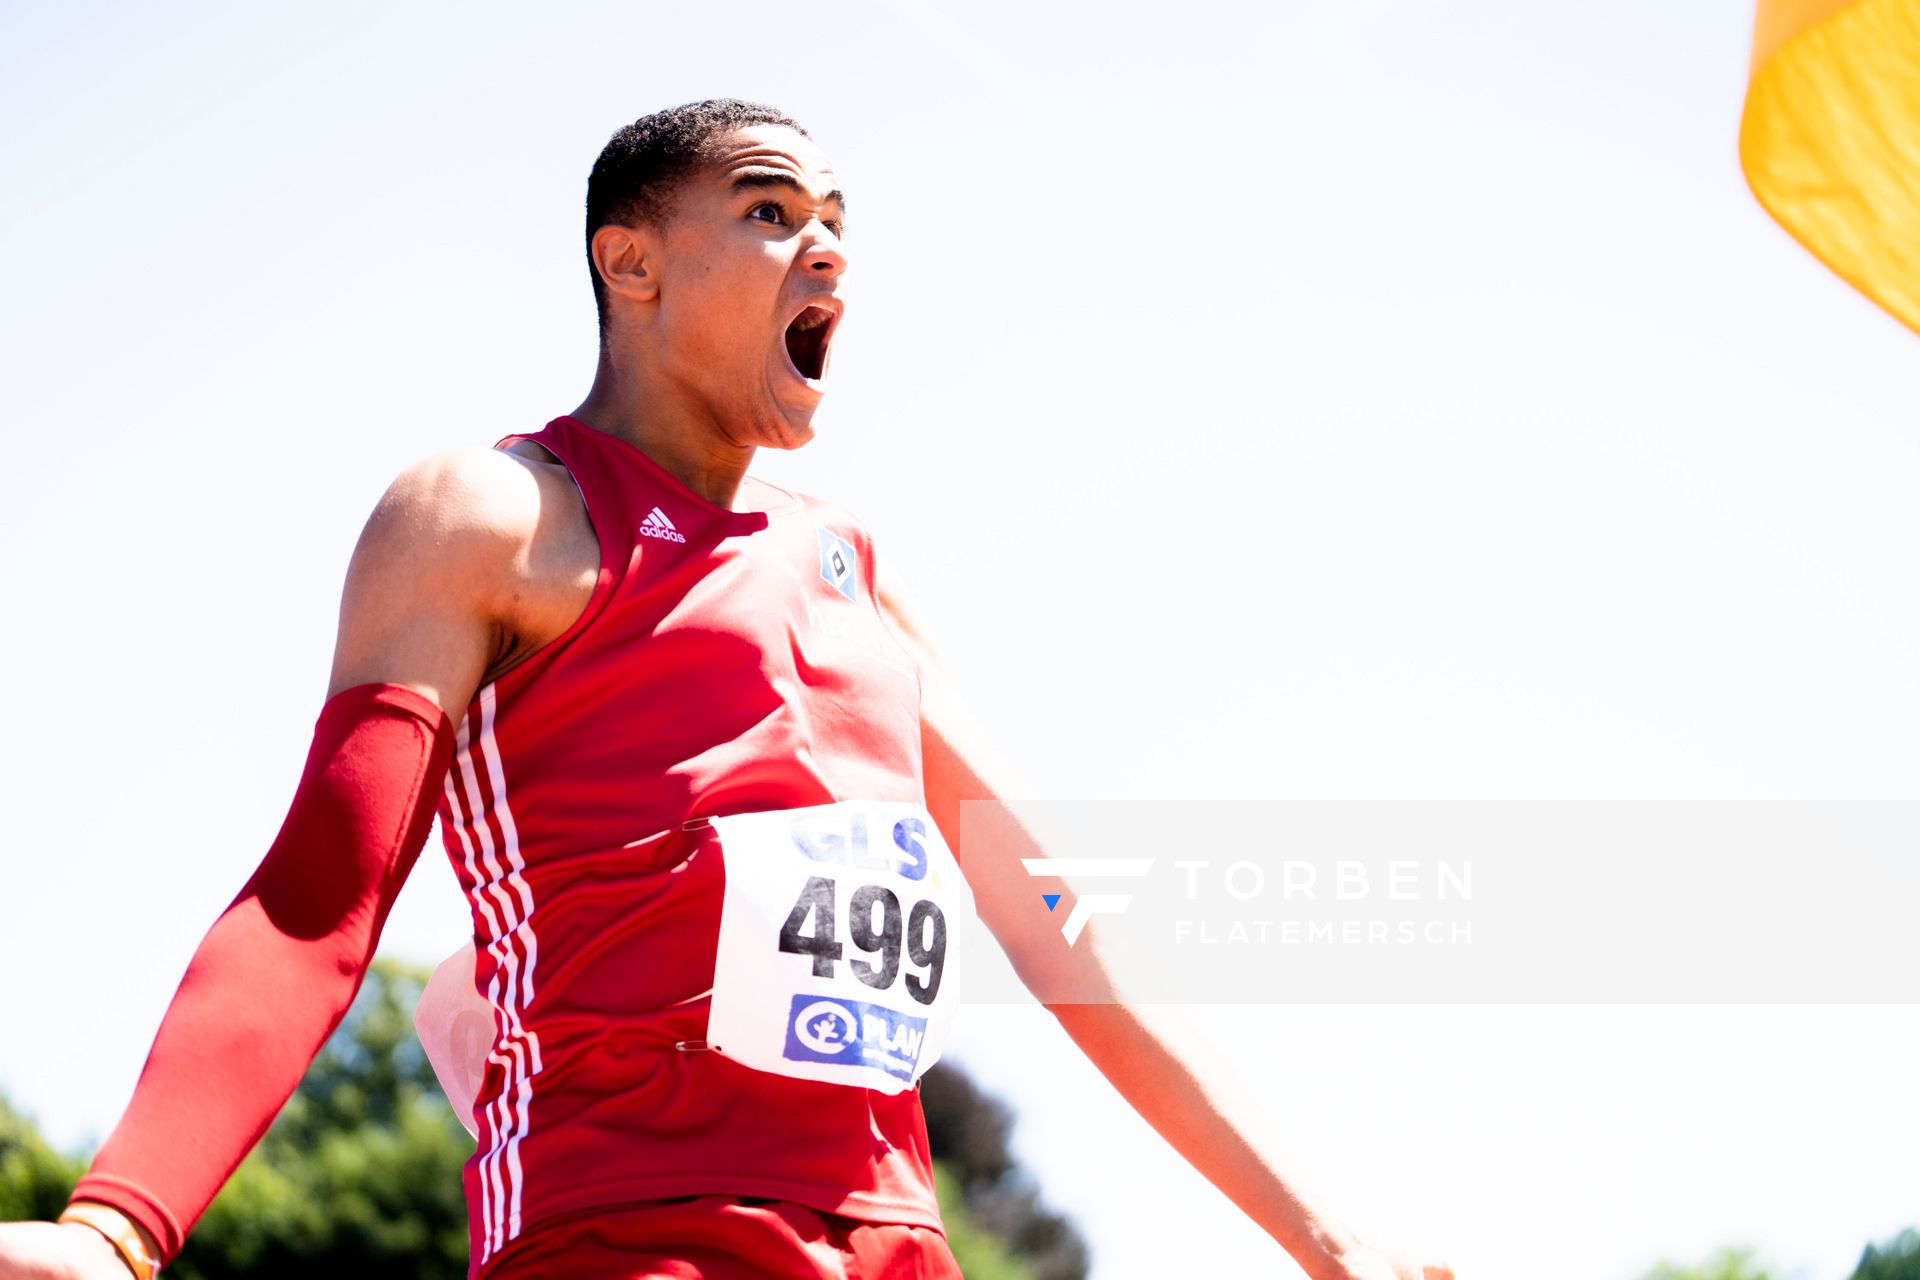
[804,226,847,278]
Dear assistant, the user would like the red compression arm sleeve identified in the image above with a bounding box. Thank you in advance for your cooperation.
[68,683,456,1262]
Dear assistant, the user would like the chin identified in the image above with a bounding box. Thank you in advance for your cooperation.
[756,397,822,451]
[749,413,817,452]
[770,421,818,451]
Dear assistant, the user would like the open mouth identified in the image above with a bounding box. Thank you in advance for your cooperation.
[784,305,835,381]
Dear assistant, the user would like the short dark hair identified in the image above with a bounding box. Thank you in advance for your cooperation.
[585,99,809,335]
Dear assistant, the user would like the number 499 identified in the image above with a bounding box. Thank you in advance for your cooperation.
[778,875,947,1005]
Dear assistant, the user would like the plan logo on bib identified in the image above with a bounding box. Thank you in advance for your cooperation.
[783,993,927,1083]
[817,528,858,601]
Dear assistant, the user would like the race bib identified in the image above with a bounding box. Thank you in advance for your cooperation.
[704,800,976,1094]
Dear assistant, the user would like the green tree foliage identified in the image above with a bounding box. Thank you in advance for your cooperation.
[1637,1247,1777,1280]
[0,1097,85,1223]
[921,1061,1089,1280]
[1637,1232,1920,1280]
[4,958,1087,1277]
[932,1159,1042,1280]
[170,958,471,1279]
[1853,1228,1920,1279]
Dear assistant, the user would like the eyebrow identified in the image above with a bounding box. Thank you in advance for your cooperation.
[728,170,846,213]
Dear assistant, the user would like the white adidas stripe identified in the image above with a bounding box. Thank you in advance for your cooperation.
[452,717,516,1256]
[447,685,544,1261]
[446,718,516,1257]
[459,711,524,1259]
[471,688,536,1257]
[438,741,504,1251]
[475,685,541,1244]
[459,726,518,1258]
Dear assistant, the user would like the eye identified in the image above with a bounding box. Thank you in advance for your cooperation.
[749,201,786,226]
[823,218,845,238]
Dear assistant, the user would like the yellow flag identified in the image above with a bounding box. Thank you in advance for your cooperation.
[1740,0,1920,335]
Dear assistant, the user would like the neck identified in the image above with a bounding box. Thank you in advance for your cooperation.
[572,346,756,511]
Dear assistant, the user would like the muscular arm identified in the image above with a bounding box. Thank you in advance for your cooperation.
[324,446,544,712]
[878,574,1450,1280]
[0,449,547,1280]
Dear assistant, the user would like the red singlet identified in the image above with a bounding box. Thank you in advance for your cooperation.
[435,416,941,1275]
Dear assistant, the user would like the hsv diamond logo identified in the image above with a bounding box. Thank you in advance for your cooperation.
[1022,858,1154,946]
[639,506,686,543]
[817,527,857,600]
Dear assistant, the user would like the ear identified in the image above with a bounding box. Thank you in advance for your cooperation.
[591,223,661,308]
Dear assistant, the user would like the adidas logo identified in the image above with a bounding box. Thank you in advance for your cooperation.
[638,506,686,544]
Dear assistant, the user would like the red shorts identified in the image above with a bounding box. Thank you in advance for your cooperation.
[483,1194,965,1280]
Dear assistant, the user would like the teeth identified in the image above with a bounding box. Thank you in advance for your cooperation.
[790,306,833,331]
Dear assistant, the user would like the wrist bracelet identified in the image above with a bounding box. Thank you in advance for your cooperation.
[58,1202,160,1280]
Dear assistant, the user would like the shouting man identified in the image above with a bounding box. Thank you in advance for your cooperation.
[0,100,1451,1280]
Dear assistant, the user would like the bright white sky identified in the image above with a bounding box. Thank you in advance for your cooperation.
[4,1,1919,1278]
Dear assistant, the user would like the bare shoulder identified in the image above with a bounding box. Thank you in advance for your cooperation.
[363,445,548,559]
[327,443,596,711]
[354,443,593,591]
